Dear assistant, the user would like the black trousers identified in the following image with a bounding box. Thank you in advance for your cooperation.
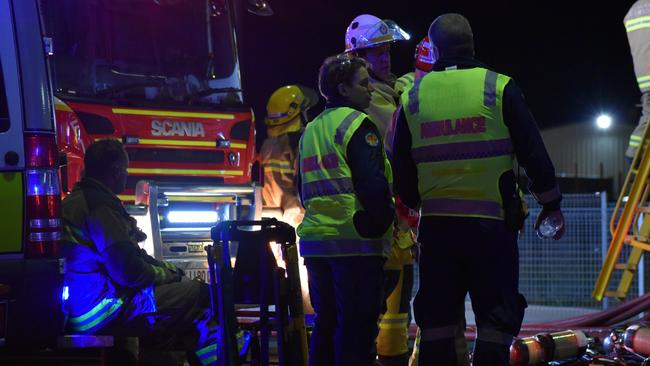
[413,216,527,366]
[105,279,219,365]
[305,256,385,366]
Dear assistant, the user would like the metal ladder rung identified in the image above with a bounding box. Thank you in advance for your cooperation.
[605,290,627,299]
[614,262,636,271]
[628,239,650,252]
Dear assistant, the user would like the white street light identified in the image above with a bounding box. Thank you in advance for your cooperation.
[596,114,612,130]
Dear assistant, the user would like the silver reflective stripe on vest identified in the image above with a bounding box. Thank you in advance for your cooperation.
[334,110,363,144]
[302,177,354,201]
[422,198,501,217]
[299,239,388,256]
[408,79,422,115]
[412,138,513,163]
[484,70,498,106]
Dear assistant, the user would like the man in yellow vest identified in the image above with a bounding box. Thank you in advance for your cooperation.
[392,36,471,366]
[297,55,394,366]
[392,14,565,366]
[344,15,414,366]
[625,1,650,158]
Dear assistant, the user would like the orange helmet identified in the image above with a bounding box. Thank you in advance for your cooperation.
[415,36,435,72]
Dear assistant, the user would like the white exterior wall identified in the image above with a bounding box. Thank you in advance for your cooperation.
[539,123,634,194]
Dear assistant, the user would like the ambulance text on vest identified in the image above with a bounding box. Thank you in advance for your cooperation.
[420,116,486,138]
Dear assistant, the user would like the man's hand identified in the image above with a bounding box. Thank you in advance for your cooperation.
[534,209,565,240]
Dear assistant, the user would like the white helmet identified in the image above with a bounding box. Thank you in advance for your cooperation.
[345,14,410,53]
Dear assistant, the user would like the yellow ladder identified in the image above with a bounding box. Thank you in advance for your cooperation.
[593,123,650,301]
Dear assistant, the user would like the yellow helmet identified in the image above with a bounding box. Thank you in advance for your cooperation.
[265,85,317,136]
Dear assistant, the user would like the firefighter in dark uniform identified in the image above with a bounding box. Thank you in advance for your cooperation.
[625,0,650,158]
[392,14,565,366]
[297,55,394,366]
[61,139,246,366]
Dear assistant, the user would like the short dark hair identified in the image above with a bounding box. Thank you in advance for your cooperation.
[428,13,474,58]
[84,139,128,179]
[318,55,367,101]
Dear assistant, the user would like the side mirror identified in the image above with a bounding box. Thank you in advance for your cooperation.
[247,0,273,16]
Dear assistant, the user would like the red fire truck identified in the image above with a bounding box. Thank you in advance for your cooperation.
[0,0,271,350]
[48,0,269,281]
[48,0,259,201]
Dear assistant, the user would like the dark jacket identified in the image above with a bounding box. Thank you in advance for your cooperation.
[61,177,181,332]
[392,57,561,213]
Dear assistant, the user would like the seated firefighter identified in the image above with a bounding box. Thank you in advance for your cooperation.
[60,139,242,366]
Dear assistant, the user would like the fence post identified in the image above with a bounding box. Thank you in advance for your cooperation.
[600,191,611,310]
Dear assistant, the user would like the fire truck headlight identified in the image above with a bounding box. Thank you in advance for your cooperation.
[229,152,240,166]
[167,210,219,224]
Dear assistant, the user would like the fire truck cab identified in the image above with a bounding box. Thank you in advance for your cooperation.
[47,0,266,282]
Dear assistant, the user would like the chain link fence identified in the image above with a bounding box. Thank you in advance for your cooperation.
[520,192,646,310]
[412,193,648,313]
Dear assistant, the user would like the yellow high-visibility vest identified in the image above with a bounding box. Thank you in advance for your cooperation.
[401,67,514,220]
[297,107,393,256]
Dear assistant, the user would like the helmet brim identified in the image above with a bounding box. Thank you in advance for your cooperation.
[383,19,411,42]
[345,18,410,53]
[297,85,319,111]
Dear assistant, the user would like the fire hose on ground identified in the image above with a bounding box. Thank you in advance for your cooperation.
[413,292,650,365]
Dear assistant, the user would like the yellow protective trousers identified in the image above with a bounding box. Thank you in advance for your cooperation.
[377,241,414,359]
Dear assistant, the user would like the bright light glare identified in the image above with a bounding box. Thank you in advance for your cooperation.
[596,114,612,129]
[167,211,219,224]
[61,285,69,302]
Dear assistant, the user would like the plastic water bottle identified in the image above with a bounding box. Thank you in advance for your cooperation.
[537,215,563,239]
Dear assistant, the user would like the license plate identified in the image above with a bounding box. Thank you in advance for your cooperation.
[185,269,209,283]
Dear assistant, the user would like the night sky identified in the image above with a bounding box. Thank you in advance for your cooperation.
[235,0,640,144]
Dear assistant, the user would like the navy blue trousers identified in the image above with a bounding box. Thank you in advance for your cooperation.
[414,217,527,366]
[305,256,385,366]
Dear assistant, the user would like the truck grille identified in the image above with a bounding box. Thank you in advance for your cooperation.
[126,176,225,190]
[125,148,225,164]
